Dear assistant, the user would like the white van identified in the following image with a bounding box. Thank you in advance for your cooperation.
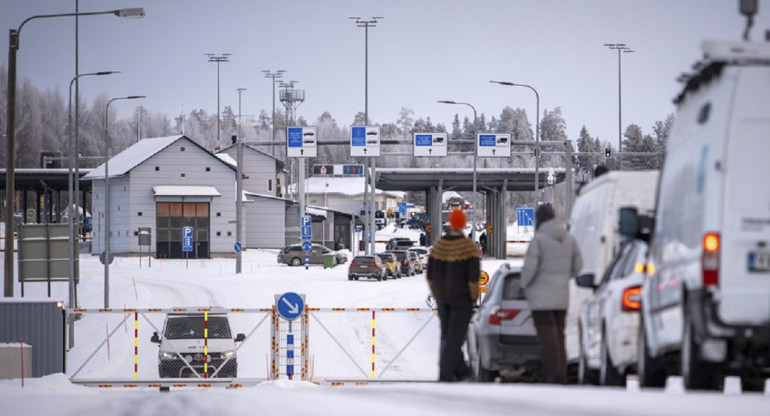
[637,39,770,391]
[565,170,659,373]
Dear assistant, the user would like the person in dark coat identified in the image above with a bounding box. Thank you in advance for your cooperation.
[521,204,583,384]
[426,209,481,381]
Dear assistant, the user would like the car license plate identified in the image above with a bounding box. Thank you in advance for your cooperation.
[748,251,770,271]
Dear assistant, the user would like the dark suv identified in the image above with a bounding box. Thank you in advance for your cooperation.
[348,255,388,281]
[386,237,414,251]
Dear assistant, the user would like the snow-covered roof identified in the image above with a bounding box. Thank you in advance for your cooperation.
[83,135,232,180]
[215,153,237,168]
[152,186,221,197]
[301,176,404,198]
[306,206,327,218]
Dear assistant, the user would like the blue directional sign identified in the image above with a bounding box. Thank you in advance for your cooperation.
[277,292,305,321]
[517,207,534,227]
[287,126,317,158]
[477,133,511,157]
[301,241,312,252]
[398,202,407,216]
[413,132,447,157]
[350,126,380,157]
[182,226,193,252]
[234,241,242,253]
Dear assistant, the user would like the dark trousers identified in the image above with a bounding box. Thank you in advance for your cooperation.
[437,301,473,381]
[532,310,567,384]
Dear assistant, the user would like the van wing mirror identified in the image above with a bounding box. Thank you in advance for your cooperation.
[619,207,639,240]
[575,273,596,289]
[151,332,160,343]
[235,333,246,342]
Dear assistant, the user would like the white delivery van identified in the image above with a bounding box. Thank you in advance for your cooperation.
[638,39,770,391]
[565,170,659,373]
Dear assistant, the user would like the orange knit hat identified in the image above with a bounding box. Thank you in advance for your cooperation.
[448,209,467,230]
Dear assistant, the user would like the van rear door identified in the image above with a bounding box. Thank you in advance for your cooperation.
[719,66,770,324]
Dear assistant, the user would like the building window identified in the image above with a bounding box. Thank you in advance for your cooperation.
[216,212,221,217]
[227,231,232,237]
[155,166,160,171]
[181,147,186,152]
[206,167,211,172]
[181,173,186,178]
[217,231,221,236]
[138,212,143,216]
[155,202,210,259]
[268,179,273,192]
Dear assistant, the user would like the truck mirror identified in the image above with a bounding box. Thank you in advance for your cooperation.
[151,332,160,343]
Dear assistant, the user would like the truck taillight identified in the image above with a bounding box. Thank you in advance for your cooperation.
[702,232,720,286]
[621,286,642,311]
[488,306,520,325]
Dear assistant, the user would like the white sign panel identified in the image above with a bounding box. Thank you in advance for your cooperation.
[477,133,511,157]
[287,126,317,157]
[413,133,447,157]
[350,126,381,157]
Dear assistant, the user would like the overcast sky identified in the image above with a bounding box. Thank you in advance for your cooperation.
[3,0,768,145]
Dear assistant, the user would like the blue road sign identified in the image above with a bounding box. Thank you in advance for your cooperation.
[287,127,303,148]
[415,134,432,146]
[183,226,193,238]
[301,226,311,240]
[277,292,305,321]
[183,237,193,252]
[351,126,366,146]
[398,202,407,216]
[479,134,497,147]
[234,241,242,253]
[301,215,311,227]
[301,241,312,252]
[517,207,534,227]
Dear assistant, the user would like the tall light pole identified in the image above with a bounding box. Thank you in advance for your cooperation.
[489,80,541,208]
[67,70,119,310]
[235,87,246,274]
[350,16,382,255]
[205,53,231,150]
[4,7,145,298]
[104,95,145,308]
[262,70,285,156]
[604,43,634,171]
[437,100,478,242]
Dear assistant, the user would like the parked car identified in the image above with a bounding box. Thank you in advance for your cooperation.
[386,237,414,251]
[277,243,347,267]
[386,250,416,276]
[151,312,246,378]
[407,250,423,274]
[565,170,658,373]
[408,246,429,270]
[377,252,402,279]
[348,255,388,281]
[575,213,651,386]
[466,263,541,382]
[638,36,770,391]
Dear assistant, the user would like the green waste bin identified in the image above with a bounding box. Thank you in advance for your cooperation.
[323,254,337,269]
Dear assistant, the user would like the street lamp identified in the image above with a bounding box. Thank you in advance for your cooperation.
[4,6,145,298]
[350,16,383,255]
[205,53,232,150]
[604,43,634,171]
[437,100,478,242]
[235,87,246,275]
[67,70,119,309]
[489,80,541,208]
[262,70,285,156]
[104,95,145,307]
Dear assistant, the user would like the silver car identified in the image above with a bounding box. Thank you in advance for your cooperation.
[466,263,541,382]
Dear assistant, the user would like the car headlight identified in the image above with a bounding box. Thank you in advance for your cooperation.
[220,350,235,360]
[160,351,177,360]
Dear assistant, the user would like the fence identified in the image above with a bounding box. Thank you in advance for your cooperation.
[64,306,439,387]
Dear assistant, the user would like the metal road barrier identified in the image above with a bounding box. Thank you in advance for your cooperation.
[64,306,440,387]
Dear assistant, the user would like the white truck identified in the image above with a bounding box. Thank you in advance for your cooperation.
[637,36,770,391]
[566,170,659,379]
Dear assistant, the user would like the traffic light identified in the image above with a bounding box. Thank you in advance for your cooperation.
[604,148,612,158]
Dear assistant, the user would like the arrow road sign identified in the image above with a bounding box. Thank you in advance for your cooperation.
[276,292,305,321]
[351,126,380,157]
[413,132,447,157]
[477,133,511,157]
[287,126,317,158]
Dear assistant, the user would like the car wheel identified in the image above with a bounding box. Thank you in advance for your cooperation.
[377,273,382,282]
[577,327,598,385]
[599,328,624,386]
[681,311,720,390]
[348,276,354,281]
[637,318,666,388]
[290,257,302,267]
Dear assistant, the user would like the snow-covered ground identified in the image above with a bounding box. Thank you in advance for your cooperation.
[1,230,769,415]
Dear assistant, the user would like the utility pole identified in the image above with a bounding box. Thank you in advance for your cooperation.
[263,70,285,156]
[604,43,634,171]
[205,53,231,150]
